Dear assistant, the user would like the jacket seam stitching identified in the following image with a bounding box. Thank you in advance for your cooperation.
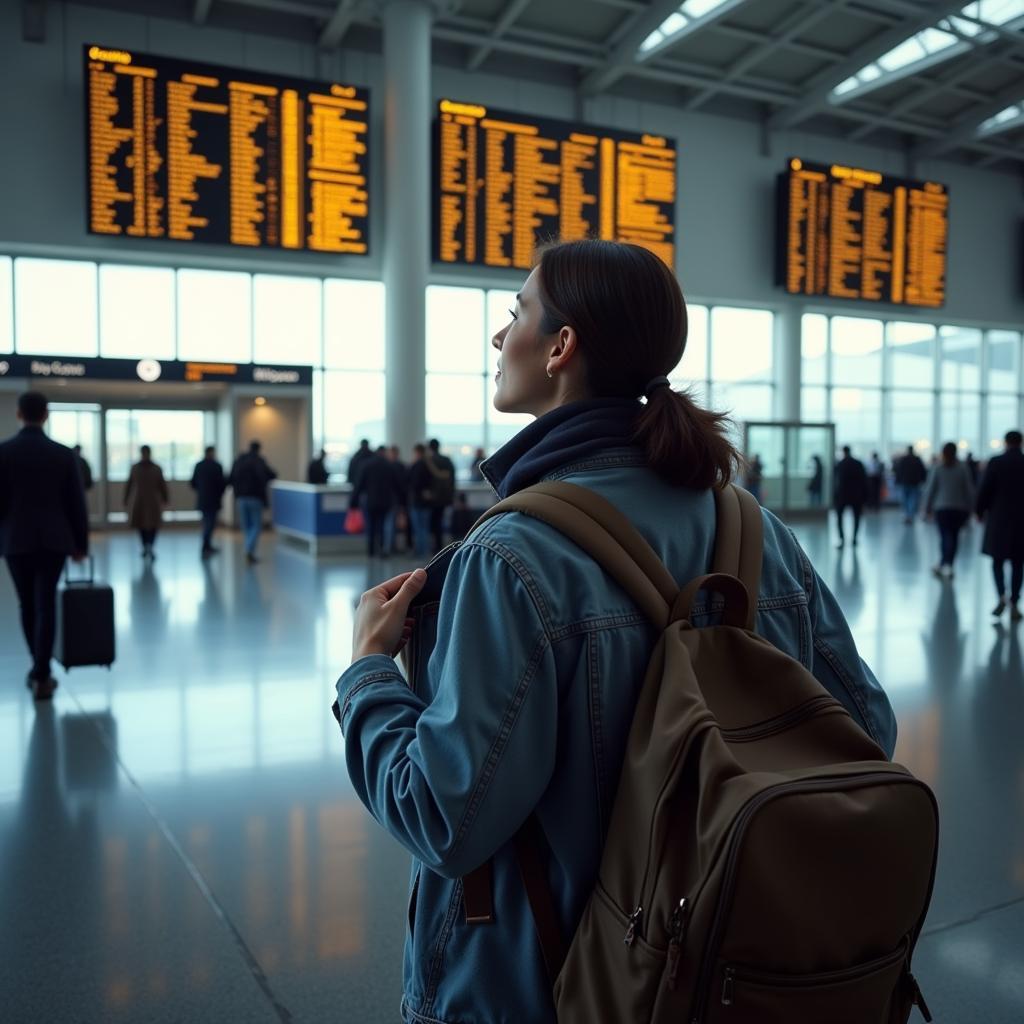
[421,879,465,1015]
[401,1000,455,1024]
[448,632,550,861]
[338,671,403,732]
[549,612,648,641]
[813,635,878,742]
[460,535,556,635]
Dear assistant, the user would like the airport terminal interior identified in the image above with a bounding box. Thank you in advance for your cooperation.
[2,0,1024,1021]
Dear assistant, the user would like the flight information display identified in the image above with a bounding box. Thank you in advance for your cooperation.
[434,100,676,269]
[85,44,370,253]
[779,157,948,307]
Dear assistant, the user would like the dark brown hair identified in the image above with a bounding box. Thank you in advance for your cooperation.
[534,239,738,489]
[941,442,958,465]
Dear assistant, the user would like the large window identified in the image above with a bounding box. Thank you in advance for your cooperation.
[177,270,252,363]
[253,274,321,366]
[100,264,176,359]
[105,409,209,482]
[801,313,1022,463]
[708,307,775,433]
[15,258,98,356]
[0,257,12,353]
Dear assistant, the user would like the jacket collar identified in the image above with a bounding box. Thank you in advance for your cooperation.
[480,397,643,499]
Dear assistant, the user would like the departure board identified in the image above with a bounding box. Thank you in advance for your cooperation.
[434,100,676,269]
[85,44,370,253]
[779,157,948,307]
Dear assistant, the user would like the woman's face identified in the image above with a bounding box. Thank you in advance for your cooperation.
[491,267,555,416]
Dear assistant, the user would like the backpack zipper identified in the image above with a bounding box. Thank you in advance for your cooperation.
[666,897,691,989]
[718,695,843,743]
[689,770,919,1024]
[624,905,644,947]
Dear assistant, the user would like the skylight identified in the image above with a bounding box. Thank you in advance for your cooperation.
[830,0,1024,104]
[978,103,1024,136]
[638,0,747,60]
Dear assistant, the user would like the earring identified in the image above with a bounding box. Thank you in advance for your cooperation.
[547,370,553,378]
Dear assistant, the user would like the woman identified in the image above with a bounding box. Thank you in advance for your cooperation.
[923,441,974,580]
[335,240,895,1023]
[124,445,168,560]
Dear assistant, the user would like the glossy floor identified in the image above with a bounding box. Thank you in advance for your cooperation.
[0,514,1021,1022]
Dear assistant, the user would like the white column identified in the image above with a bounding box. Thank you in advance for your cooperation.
[774,303,802,423]
[382,0,433,455]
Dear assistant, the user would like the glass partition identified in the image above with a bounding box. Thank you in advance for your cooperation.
[743,422,835,517]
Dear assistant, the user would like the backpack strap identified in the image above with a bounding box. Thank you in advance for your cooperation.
[710,485,764,630]
[469,481,678,628]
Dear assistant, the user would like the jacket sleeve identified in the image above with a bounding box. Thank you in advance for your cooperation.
[798,544,897,757]
[335,541,557,878]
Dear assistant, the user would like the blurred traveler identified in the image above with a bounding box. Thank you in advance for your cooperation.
[72,444,94,492]
[895,445,927,523]
[229,441,277,565]
[387,446,410,555]
[350,446,402,557]
[125,445,168,561]
[867,451,883,511]
[338,240,895,1024]
[407,443,433,558]
[744,454,764,504]
[976,430,1024,622]
[191,446,226,559]
[0,392,88,700]
[307,448,330,485]
[834,445,867,548]
[923,442,974,580]
[425,438,456,553]
[965,451,980,486]
[347,438,372,484]
[807,454,824,506]
[470,447,487,481]
[448,492,477,541]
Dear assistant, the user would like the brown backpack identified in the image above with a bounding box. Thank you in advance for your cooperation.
[454,480,939,1024]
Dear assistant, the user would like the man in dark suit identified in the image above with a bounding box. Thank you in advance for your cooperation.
[834,445,868,549]
[0,392,89,699]
[976,429,1024,622]
[190,446,227,559]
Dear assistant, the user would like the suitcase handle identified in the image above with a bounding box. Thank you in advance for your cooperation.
[64,555,96,586]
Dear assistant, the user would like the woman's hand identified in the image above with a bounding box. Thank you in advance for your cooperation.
[352,568,428,662]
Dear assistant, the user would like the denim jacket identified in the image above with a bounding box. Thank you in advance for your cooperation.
[335,446,897,1024]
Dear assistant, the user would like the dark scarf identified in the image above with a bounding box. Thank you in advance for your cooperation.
[480,398,644,499]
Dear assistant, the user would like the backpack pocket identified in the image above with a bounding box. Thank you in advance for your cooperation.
[707,938,910,1024]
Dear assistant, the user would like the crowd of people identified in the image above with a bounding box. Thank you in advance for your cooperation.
[827,434,1024,620]
[334,438,481,557]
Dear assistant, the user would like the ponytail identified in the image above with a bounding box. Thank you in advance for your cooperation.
[632,385,739,490]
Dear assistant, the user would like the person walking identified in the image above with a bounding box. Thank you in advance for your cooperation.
[894,445,928,524]
[0,392,89,700]
[347,439,372,485]
[229,441,277,564]
[965,452,980,486]
[72,444,94,492]
[744,454,764,504]
[923,442,974,580]
[350,446,402,557]
[191,446,226,559]
[976,429,1024,622]
[867,451,884,511]
[834,445,868,548]
[406,443,433,558]
[807,454,824,506]
[307,449,330,485]
[386,446,410,554]
[335,239,895,1024]
[424,438,455,553]
[125,445,168,560]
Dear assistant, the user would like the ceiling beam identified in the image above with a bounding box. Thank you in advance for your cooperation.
[766,0,964,131]
[193,0,214,24]
[686,0,841,112]
[913,82,1024,159]
[578,0,702,98]
[465,0,532,71]
[318,0,358,49]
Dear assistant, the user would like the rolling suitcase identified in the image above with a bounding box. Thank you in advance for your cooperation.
[57,557,115,670]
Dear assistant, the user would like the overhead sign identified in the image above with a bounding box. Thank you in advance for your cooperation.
[778,157,948,308]
[0,356,313,386]
[85,44,371,254]
[433,99,677,269]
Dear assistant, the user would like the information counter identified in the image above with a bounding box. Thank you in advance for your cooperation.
[270,481,498,556]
